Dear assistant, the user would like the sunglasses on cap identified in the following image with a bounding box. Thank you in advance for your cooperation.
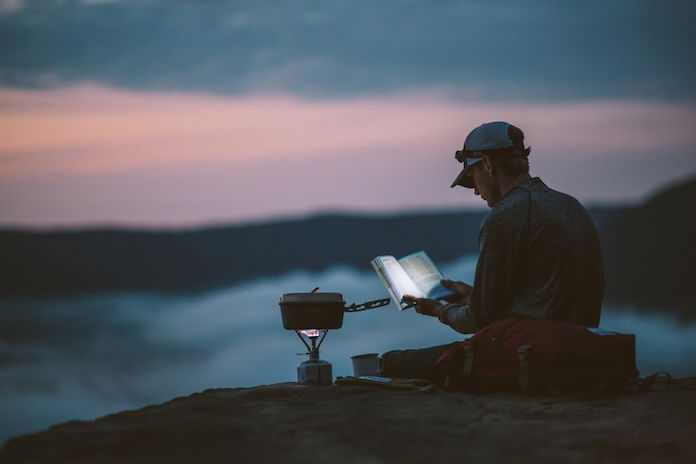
[455,150,485,164]
[456,147,530,163]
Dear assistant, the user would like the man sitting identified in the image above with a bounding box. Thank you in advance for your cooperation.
[382,121,604,383]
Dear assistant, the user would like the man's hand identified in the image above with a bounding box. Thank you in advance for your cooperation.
[441,279,473,305]
[403,295,443,317]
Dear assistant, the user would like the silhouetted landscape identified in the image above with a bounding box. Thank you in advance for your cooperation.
[2,177,695,318]
[602,176,696,318]
[1,208,620,295]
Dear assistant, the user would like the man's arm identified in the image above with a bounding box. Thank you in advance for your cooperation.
[405,199,527,334]
[437,203,528,332]
[402,278,478,334]
[437,279,478,334]
[438,303,478,334]
[400,296,478,334]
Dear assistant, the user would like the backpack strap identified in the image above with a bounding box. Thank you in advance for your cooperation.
[461,338,475,380]
[517,345,533,392]
[442,339,475,392]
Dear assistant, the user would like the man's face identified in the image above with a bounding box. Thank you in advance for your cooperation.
[466,159,501,208]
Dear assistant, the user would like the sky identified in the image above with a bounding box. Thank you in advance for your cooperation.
[1,0,695,228]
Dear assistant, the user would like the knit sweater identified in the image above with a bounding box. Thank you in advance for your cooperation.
[439,177,604,334]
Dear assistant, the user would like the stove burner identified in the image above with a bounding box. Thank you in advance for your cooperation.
[295,328,332,386]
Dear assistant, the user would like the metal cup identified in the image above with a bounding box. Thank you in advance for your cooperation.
[351,353,385,377]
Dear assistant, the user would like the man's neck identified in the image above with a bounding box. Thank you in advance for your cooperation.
[498,174,532,199]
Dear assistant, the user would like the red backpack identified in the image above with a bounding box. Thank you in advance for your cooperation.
[436,318,639,393]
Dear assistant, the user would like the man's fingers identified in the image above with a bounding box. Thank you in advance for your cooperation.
[442,279,464,288]
[442,279,471,294]
[402,295,422,309]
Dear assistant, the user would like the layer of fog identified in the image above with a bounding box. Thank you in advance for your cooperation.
[1,254,695,445]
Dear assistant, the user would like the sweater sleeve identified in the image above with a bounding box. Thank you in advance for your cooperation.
[438,303,478,334]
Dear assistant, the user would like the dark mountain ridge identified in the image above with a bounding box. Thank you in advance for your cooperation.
[0,211,487,297]
[1,207,622,298]
[3,174,694,316]
[601,175,696,317]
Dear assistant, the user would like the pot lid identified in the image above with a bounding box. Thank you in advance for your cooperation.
[280,292,345,303]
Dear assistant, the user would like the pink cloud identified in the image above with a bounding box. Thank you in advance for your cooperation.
[0,84,695,227]
[0,84,460,177]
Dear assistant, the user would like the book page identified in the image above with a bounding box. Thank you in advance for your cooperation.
[370,259,402,311]
[371,256,422,309]
[397,251,453,300]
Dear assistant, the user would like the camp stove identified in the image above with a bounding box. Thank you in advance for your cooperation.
[279,292,389,386]
[295,329,332,386]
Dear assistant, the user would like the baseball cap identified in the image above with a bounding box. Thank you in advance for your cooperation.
[450,121,529,188]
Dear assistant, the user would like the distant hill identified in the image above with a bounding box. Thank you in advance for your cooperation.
[0,211,486,297]
[0,207,621,298]
[602,176,696,318]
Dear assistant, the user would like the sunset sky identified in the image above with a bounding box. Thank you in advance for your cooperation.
[1,0,695,228]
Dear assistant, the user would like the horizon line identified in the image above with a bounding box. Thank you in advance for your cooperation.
[0,201,633,233]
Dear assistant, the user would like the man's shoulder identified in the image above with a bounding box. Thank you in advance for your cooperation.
[485,178,590,229]
[523,179,596,231]
[516,178,587,211]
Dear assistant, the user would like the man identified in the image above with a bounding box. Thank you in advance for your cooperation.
[381,121,604,382]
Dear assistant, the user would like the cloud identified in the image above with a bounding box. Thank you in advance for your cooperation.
[2,84,695,178]
[1,0,695,99]
[0,260,473,442]
[1,257,695,444]
[0,0,23,14]
[0,84,695,227]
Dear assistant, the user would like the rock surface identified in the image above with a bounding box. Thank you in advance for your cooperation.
[2,381,695,463]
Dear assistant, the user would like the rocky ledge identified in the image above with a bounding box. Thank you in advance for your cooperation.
[2,380,695,463]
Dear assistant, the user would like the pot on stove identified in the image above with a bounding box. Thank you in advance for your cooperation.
[279,292,390,330]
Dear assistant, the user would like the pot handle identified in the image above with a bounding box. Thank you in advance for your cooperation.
[344,297,390,312]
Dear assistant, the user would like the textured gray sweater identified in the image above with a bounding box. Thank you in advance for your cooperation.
[439,177,604,334]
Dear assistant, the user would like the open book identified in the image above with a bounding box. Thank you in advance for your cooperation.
[371,250,454,310]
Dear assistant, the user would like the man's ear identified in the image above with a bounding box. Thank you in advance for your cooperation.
[482,155,494,176]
